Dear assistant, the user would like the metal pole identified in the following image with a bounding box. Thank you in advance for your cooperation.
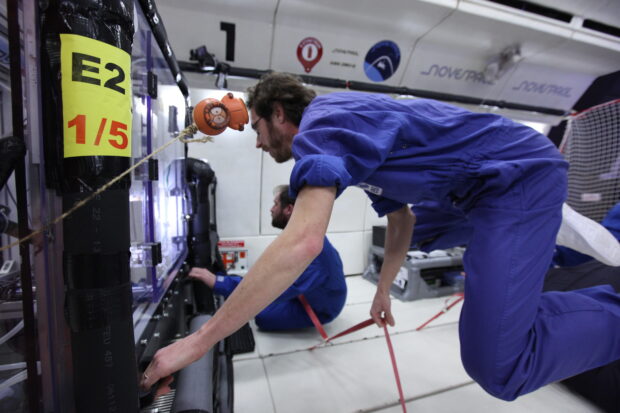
[7,0,42,411]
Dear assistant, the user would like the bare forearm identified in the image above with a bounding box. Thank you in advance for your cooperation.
[141,186,338,387]
[197,233,318,346]
[377,207,415,293]
[194,186,335,349]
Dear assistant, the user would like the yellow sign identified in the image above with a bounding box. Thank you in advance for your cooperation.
[60,34,132,158]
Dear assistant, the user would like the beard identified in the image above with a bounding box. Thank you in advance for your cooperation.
[266,124,293,163]
[272,147,292,163]
[271,212,288,229]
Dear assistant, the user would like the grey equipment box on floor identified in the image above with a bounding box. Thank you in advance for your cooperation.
[362,246,466,301]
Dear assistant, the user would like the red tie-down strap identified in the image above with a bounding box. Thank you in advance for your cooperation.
[298,294,408,413]
[416,293,464,331]
[298,294,328,339]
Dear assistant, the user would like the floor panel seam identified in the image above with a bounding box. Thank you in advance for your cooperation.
[351,380,476,413]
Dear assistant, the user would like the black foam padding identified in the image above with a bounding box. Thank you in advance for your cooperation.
[226,322,255,355]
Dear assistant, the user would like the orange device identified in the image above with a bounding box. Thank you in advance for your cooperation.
[192,92,249,135]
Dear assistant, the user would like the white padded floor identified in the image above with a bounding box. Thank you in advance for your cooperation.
[232,275,602,413]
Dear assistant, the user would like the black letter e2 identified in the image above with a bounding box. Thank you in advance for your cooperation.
[72,52,100,86]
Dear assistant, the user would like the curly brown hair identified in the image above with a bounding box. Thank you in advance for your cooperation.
[246,72,316,126]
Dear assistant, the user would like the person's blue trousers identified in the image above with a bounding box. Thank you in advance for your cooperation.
[214,275,344,331]
[457,165,620,400]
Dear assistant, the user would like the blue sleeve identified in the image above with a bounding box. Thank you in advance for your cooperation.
[289,154,352,199]
[289,106,399,199]
[213,274,242,298]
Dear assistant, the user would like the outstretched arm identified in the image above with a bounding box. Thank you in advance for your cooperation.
[370,206,416,327]
[141,185,336,389]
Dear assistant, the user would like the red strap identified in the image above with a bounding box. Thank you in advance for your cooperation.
[416,293,464,331]
[299,295,407,412]
[308,318,375,350]
[384,323,408,413]
[298,294,328,339]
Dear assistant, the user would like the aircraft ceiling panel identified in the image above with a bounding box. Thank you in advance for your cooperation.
[401,2,573,103]
[155,0,278,69]
[402,43,511,101]
[528,0,620,28]
[270,0,456,84]
[154,0,619,116]
[525,32,620,76]
[401,0,620,110]
[495,62,596,111]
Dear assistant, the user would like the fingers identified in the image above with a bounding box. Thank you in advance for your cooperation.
[140,364,157,391]
[370,302,395,328]
[371,311,385,328]
[154,375,174,398]
[188,267,203,279]
[139,371,173,407]
[188,268,207,285]
[188,267,215,283]
[370,292,392,328]
[140,354,167,391]
[140,333,207,393]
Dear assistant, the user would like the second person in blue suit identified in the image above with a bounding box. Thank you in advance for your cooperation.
[189,184,347,331]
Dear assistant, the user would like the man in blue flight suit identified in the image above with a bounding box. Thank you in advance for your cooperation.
[142,73,620,402]
[188,184,346,331]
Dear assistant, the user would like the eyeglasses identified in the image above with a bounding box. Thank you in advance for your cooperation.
[251,117,263,130]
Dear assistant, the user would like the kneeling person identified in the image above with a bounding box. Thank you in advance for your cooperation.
[190,185,347,330]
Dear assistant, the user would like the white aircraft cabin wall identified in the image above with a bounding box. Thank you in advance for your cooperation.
[157,0,620,275]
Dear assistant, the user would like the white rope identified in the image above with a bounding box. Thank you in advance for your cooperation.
[0,125,213,253]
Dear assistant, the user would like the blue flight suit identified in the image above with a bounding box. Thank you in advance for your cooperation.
[213,237,346,331]
[603,203,620,239]
[409,199,472,252]
[288,92,620,400]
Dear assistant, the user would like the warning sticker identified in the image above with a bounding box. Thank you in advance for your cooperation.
[218,240,245,248]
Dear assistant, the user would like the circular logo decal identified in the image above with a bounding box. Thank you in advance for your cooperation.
[364,40,401,82]
[297,37,323,73]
